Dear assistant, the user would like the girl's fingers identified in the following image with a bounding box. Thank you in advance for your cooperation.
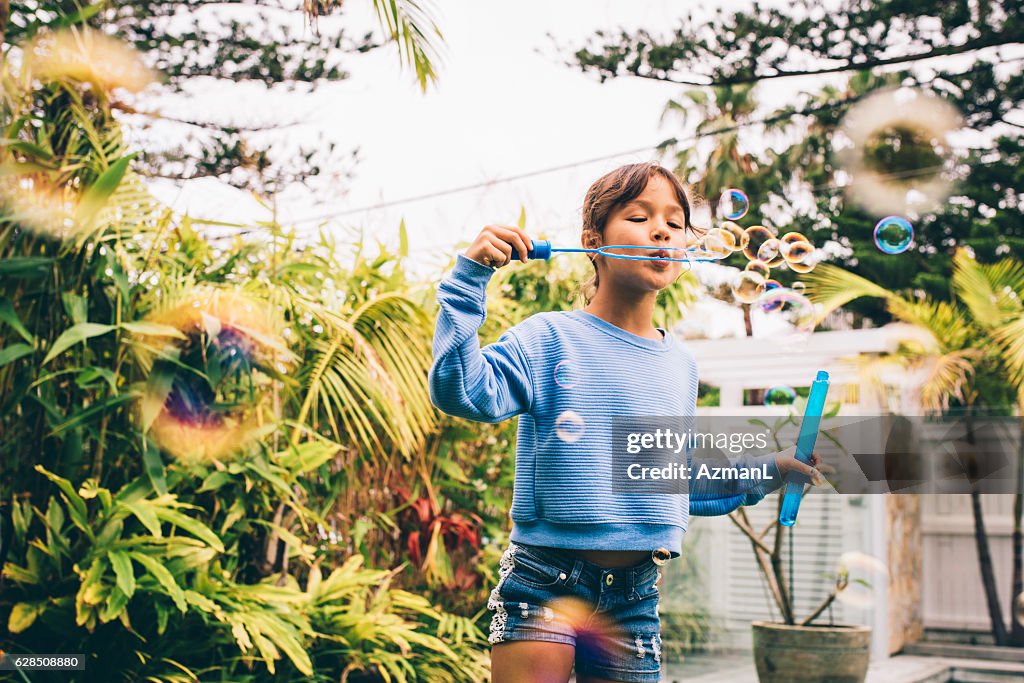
[484,235,513,267]
[490,225,531,262]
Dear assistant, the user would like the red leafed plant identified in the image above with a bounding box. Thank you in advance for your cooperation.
[395,485,484,591]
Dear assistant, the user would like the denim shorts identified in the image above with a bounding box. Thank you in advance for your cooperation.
[486,541,665,682]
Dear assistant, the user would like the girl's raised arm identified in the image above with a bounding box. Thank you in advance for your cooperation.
[428,226,533,423]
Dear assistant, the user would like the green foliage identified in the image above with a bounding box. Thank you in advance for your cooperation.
[566,0,1024,325]
[5,0,444,192]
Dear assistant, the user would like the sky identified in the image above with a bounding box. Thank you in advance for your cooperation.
[136,0,1019,338]
[142,0,804,280]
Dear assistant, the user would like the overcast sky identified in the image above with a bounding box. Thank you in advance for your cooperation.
[138,0,1019,338]
[143,0,810,281]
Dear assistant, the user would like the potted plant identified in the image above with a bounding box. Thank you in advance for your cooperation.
[736,409,879,683]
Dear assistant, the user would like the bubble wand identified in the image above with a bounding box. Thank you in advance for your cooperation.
[526,239,723,262]
[779,370,830,526]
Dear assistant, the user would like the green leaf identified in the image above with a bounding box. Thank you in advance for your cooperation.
[49,394,135,437]
[8,602,42,633]
[437,457,468,483]
[75,366,118,392]
[0,298,34,343]
[43,322,116,365]
[139,367,175,433]
[121,321,187,339]
[0,257,52,278]
[76,155,135,223]
[399,218,409,257]
[108,551,136,598]
[34,465,91,538]
[100,586,130,623]
[197,471,232,493]
[142,438,168,496]
[152,508,225,553]
[61,292,88,325]
[121,500,162,538]
[0,343,34,367]
[0,139,54,161]
[129,551,187,613]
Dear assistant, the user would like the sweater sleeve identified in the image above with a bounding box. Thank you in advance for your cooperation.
[687,445,784,516]
[428,254,534,423]
[680,355,783,516]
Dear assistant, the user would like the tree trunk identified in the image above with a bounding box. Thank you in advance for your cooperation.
[966,410,1008,644]
[1010,413,1024,646]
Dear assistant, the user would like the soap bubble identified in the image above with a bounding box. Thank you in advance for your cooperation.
[743,226,775,263]
[745,260,771,279]
[755,289,818,339]
[782,240,814,264]
[0,178,80,239]
[718,188,749,220]
[835,551,888,609]
[788,258,817,274]
[761,280,783,312]
[780,232,809,247]
[25,27,158,93]
[652,548,671,566]
[721,222,749,251]
[764,386,797,406]
[837,88,961,215]
[732,271,766,304]
[555,410,586,443]
[873,216,914,254]
[792,282,807,294]
[132,289,294,464]
[703,228,735,257]
[543,596,622,663]
[554,361,580,389]
[757,238,781,264]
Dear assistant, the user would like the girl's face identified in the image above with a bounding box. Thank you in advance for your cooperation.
[590,174,690,292]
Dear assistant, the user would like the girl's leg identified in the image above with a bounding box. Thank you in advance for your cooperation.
[491,641,575,683]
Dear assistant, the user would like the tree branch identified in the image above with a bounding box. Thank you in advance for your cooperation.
[608,31,1022,88]
[112,101,303,132]
[729,509,774,554]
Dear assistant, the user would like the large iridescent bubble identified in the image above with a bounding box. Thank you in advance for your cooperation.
[718,189,749,220]
[132,289,293,463]
[873,216,914,254]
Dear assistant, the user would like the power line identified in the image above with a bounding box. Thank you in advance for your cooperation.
[284,90,885,226]
[287,144,663,225]
[263,57,1024,230]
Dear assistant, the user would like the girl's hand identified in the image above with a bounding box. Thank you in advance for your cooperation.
[465,224,532,269]
[775,447,826,486]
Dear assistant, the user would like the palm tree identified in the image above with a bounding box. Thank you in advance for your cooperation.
[661,84,772,341]
[306,0,445,92]
[806,249,1024,646]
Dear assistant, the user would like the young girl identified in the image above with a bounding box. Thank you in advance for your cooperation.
[428,162,820,683]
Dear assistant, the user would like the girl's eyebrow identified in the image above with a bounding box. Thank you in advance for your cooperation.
[624,199,685,215]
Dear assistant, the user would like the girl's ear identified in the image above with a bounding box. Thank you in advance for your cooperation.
[582,230,601,250]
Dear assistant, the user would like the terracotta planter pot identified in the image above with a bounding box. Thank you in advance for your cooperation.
[751,621,871,683]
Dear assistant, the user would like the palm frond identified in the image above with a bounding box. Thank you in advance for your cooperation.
[953,248,1024,329]
[803,264,899,320]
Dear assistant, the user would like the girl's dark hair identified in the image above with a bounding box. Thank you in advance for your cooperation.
[578,162,701,304]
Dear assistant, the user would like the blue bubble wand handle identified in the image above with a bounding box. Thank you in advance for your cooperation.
[779,370,830,527]
[526,239,721,263]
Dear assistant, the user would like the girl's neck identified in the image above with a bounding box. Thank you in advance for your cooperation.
[583,290,661,340]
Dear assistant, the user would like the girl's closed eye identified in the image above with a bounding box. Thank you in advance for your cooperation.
[627,217,685,229]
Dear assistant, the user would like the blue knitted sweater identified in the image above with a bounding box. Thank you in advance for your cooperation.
[429,255,782,557]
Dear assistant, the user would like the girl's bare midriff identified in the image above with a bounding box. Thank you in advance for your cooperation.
[571,549,651,568]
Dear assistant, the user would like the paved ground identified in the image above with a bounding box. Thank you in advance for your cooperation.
[569,651,1024,682]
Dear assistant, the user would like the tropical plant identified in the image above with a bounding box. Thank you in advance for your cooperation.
[806,249,1024,646]
[727,403,857,627]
